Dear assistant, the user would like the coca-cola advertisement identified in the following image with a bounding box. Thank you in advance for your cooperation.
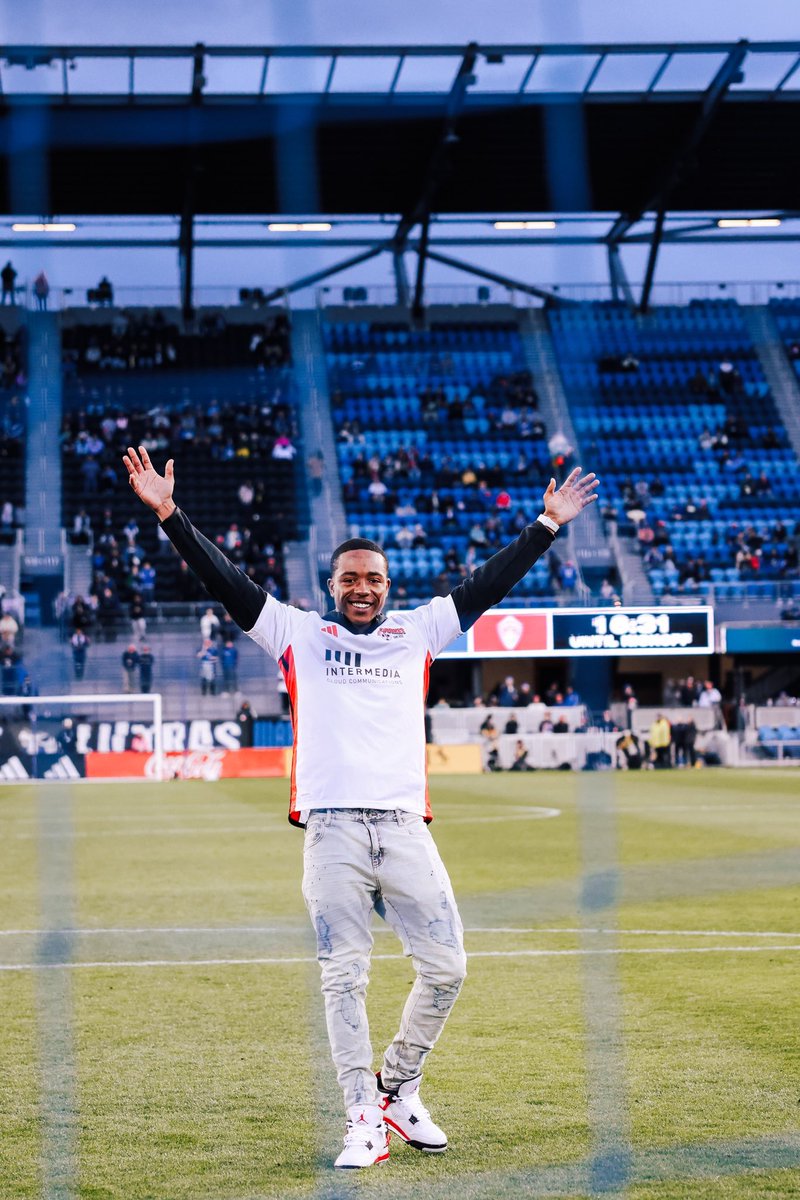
[0,716,289,782]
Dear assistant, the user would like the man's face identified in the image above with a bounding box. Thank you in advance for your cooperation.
[328,549,390,625]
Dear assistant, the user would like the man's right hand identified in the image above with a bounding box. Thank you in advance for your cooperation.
[123,446,177,522]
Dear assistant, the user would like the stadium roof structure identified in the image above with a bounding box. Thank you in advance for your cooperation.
[2,39,799,313]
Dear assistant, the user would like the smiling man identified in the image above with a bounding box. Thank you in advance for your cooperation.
[122,444,597,1170]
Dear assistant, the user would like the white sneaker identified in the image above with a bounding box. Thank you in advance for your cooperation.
[377,1073,447,1152]
[334,1104,390,1170]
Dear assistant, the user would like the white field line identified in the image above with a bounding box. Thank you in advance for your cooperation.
[2,925,800,938]
[1,945,800,974]
[7,806,564,838]
[3,945,800,972]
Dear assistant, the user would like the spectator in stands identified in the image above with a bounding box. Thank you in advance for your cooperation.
[221,639,238,695]
[33,271,49,311]
[563,685,581,707]
[616,730,643,770]
[139,644,154,694]
[200,607,220,643]
[96,276,114,306]
[70,628,89,680]
[623,683,638,728]
[649,714,672,768]
[517,682,534,707]
[96,585,121,642]
[510,740,534,771]
[547,430,573,471]
[130,592,146,641]
[1,261,16,305]
[503,712,519,735]
[197,640,219,696]
[71,509,91,544]
[497,676,519,707]
[553,714,570,734]
[219,613,239,645]
[272,435,296,461]
[480,713,499,745]
[697,679,723,727]
[237,699,255,747]
[672,719,697,768]
[308,451,325,497]
[559,560,578,594]
[80,455,100,494]
[0,609,19,649]
[122,644,139,692]
[600,577,620,603]
[539,711,554,733]
[138,561,156,602]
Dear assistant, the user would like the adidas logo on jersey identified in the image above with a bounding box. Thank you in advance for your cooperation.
[321,624,339,637]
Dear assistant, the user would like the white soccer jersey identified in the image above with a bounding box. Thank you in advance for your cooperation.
[247,594,462,825]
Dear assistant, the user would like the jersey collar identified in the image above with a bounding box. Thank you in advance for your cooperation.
[325,609,388,637]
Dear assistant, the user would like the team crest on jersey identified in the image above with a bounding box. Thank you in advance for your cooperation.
[378,626,406,639]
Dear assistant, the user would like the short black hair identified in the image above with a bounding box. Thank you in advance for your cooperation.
[329,538,389,576]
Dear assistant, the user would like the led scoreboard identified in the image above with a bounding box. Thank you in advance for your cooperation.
[438,606,713,659]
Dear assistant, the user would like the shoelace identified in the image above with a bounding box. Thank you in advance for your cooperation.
[343,1121,384,1147]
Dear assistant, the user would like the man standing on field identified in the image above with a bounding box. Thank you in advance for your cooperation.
[123,444,598,1170]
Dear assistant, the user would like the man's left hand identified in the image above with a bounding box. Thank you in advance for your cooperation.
[543,468,599,526]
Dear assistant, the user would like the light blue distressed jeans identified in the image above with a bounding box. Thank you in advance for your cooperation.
[302,807,467,1110]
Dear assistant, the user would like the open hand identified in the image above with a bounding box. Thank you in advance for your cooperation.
[122,446,176,521]
[543,467,599,526]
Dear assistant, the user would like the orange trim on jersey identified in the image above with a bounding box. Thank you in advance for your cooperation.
[279,645,302,825]
[422,650,433,822]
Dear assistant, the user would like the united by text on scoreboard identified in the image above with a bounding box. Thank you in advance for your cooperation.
[438,606,714,659]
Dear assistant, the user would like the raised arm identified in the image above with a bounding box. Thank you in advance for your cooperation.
[122,446,267,632]
[451,467,598,631]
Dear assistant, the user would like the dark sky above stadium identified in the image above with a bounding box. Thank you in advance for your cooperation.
[1,0,798,304]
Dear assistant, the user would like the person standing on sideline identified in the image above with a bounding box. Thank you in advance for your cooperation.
[197,639,218,695]
[1,261,16,305]
[33,271,50,311]
[121,643,139,692]
[649,713,672,769]
[70,628,89,680]
[122,444,598,1171]
[138,644,154,694]
[200,606,220,643]
[236,699,255,747]
[221,638,238,694]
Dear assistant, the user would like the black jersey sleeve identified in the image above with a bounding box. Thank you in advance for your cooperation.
[159,507,267,633]
[450,520,556,632]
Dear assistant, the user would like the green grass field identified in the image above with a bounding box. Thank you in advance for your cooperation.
[2,769,800,1199]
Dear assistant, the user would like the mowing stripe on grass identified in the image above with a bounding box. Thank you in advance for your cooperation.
[577,771,632,1195]
[7,944,800,971]
[3,924,800,937]
[35,785,79,1200]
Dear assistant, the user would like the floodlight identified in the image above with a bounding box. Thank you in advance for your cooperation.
[493,220,556,231]
[717,218,781,228]
[12,222,77,232]
[267,222,332,232]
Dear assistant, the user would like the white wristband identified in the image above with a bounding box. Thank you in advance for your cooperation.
[537,513,559,535]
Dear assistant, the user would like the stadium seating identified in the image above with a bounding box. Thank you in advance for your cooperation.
[548,300,800,601]
[59,315,307,617]
[769,298,800,382]
[326,319,563,605]
[0,327,27,539]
